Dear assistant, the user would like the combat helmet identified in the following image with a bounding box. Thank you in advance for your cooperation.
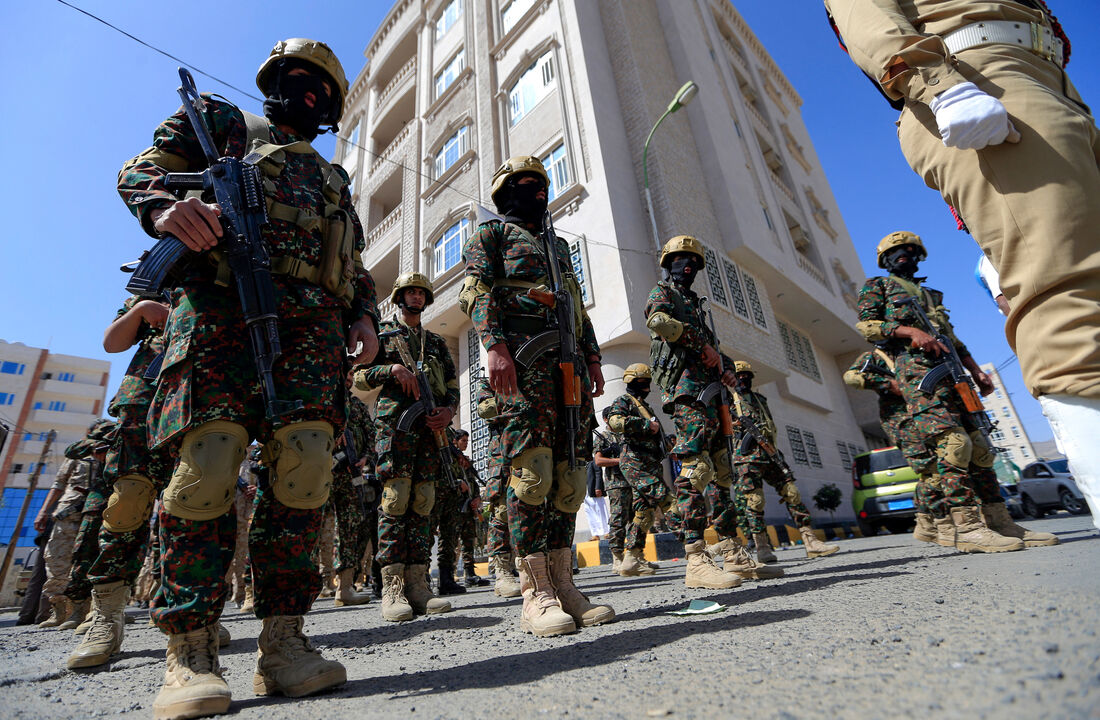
[390,271,435,306]
[623,363,652,383]
[256,38,349,125]
[876,231,927,269]
[733,361,754,375]
[490,156,549,206]
[659,235,705,269]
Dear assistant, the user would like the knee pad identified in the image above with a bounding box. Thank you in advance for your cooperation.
[266,421,335,510]
[492,501,508,525]
[381,477,412,515]
[934,427,972,470]
[968,431,995,468]
[745,487,766,513]
[678,453,714,492]
[102,474,156,533]
[163,420,249,521]
[710,450,734,488]
[509,446,554,506]
[552,462,587,514]
[633,507,655,535]
[779,481,803,507]
[412,480,435,517]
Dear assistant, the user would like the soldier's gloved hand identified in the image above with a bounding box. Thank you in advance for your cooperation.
[391,364,419,398]
[152,197,223,251]
[720,369,736,386]
[928,82,1021,150]
[701,345,720,368]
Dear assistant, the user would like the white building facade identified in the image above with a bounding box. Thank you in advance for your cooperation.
[980,362,1037,469]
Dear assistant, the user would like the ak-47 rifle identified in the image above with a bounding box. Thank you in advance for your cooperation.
[699,297,739,472]
[380,326,457,488]
[125,68,300,420]
[893,296,996,445]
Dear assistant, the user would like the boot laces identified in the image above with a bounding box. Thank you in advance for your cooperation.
[271,617,314,658]
[83,611,115,643]
[384,575,406,603]
[171,628,217,676]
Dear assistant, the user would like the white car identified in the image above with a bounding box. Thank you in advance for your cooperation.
[1018,459,1090,518]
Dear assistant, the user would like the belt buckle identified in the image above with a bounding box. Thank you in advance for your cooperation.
[1029,22,1054,62]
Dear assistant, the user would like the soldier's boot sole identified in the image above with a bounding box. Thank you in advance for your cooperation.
[152,692,231,720]
[381,605,414,622]
[955,539,1025,553]
[1023,536,1060,547]
[685,577,741,589]
[493,584,521,598]
[805,546,840,559]
[519,615,576,637]
[252,665,347,698]
[729,565,784,580]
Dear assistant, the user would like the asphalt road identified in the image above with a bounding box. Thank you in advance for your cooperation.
[2,514,1097,720]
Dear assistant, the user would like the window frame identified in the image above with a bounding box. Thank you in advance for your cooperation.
[433,217,471,278]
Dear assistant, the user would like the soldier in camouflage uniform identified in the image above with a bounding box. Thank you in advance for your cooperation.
[593,408,632,572]
[460,156,613,637]
[857,232,1055,552]
[329,381,374,606]
[430,429,469,596]
[355,272,456,621]
[119,38,376,718]
[644,236,744,590]
[452,430,488,587]
[63,423,115,634]
[475,378,521,598]
[728,362,840,561]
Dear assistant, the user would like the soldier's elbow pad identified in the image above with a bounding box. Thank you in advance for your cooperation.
[267,421,335,510]
[458,276,492,317]
[381,477,412,515]
[412,480,435,516]
[647,312,685,342]
[163,420,249,521]
[477,398,498,420]
[552,462,587,514]
[607,414,628,434]
[509,447,554,505]
[102,474,156,533]
[856,320,887,342]
[842,370,866,388]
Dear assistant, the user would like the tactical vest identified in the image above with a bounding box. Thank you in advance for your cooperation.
[648,283,699,393]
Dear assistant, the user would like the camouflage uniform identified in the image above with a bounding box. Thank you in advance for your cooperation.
[606,393,671,551]
[66,457,108,603]
[476,378,513,563]
[594,430,631,551]
[857,275,1001,510]
[453,452,482,573]
[430,471,463,574]
[41,458,90,601]
[119,95,378,633]
[332,395,374,573]
[354,318,459,567]
[462,218,599,557]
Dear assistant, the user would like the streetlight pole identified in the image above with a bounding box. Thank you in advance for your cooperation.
[642,81,699,256]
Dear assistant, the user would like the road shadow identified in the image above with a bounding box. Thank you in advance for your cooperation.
[783,551,938,579]
[309,613,503,649]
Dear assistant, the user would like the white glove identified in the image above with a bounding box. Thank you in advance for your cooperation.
[928,82,1019,149]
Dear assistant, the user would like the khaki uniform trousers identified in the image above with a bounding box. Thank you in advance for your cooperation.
[41,514,81,600]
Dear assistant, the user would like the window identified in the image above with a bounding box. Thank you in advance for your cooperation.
[778,321,820,380]
[501,0,534,34]
[0,392,14,406]
[33,402,42,410]
[467,328,489,476]
[0,488,50,548]
[1011,426,1021,438]
[58,372,75,382]
[701,247,728,308]
[541,144,571,202]
[991,429,1006,441]
[804,430,823,468]
[434,218,470,277]
[567,238,591,305]
[47,401,66,412]
[762,207,775,231]
[434,49,466,99]
[508,50,555,126]
[743,273,768,328]
[721,259,750,321]
[23,432,33,441]
[1021,447,1030,458]
[434,0,463,40]
[433,126,469,180]
[12,463,23,473]
[1,361,25,375]
[837,441,851,471]
[786,426,809,466]
[1002,408,1011,418]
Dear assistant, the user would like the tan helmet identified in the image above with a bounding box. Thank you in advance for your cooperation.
[876,231,927,269]
[733,360,754,375]
[256,38,350,125]
[659,235,705,269]
[623,363,652,383]
[490,156,549,206]
[390,271,435,306]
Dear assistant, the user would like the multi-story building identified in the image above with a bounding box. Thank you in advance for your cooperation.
[0,340,109,550]
[340,0,872,528]
[981,362,1037,468]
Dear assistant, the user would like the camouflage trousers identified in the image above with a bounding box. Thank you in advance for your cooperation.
[375,418,442,568]
[41,514,80,600]
[431,482,463,571]
[621,454,672,550]
[332,468,369,573]
[705,482,747,541]
[316,509,336,580]
[606,485,633,552]
[457,507,479,570]
[66,485,110,602]
[484,473,512,559]
[669,399,727,545]
[151,483,322,635]
[224,490,254,597]
[735,460,812,534]
[915,477,947,517]
[507,486,576,557]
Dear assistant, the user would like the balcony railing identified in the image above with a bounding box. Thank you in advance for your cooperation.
[377,58,416,112]
[370,123,413,182]
[796,253,829,288]
[769,167,796,203]
[376,297,397,322]
[367,206,403,249]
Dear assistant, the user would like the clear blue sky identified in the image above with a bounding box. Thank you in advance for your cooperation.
[2,1,1097,446]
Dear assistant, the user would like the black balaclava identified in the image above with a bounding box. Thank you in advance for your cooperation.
[668,253,703,289]
[397,288,425,316]
[626,379,651,398]
[882,245,922,280]
[263,59,335,141]
[496,173,548,224]
[734,373,753,394]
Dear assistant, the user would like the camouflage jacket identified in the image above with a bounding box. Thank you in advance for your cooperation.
[607,392,666,463]
[108,295,166,414]
[731,389,778,464]
[355,318,459,426]
[856,275,971,371]
[452,451,481,496]
[843,349,908,424]
[346,394,376,466]
[50,458,91,520]
[644,280,733,408]
[118,95,377,325]
[462,219,600,376]
[593,429,628,490]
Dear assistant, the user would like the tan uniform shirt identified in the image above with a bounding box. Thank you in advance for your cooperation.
[50,458,91,519]
[825,0,1052,104]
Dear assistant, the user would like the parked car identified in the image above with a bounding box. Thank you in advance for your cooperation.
[1018,459,1090,518]
[851,446,918,536]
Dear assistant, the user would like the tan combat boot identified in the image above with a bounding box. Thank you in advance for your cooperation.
[253,616,346,697]
[752,532,777,564]
[913,513,938,543]
[152,625,231,720]
[611,549,623,574]
[618,547,655,577]
[318,572,335,599]
[800,526,840,558]
[67,581,129,668]
[949,506,1025,553]
[404,564,451,615]
[981,503,1059,547]
[216,623,231,648]
[58,598,90,632]
[684,540,741,589]
[239,585,255,615]
[933,515,955,547]
[334,569,371,607]
[380,564,414,622]
[491,556,521,598]
[549,548,615,627]
[517,553,576,637]
[718,539,784,580]
[39,595,73,628]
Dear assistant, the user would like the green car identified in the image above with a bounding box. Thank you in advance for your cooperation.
[851,446,918,536]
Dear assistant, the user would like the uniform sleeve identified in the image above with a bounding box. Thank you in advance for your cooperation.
[825,0,969,105]
[355,336,396,389]
[644,285,709,355]
[579,313,600,362]
[857,277,902,341]
[462,223,507,350]
[51,459,74,492]
[332,164,379,327]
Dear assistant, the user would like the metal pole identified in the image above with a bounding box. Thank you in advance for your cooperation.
[0,429,55,590]
[642,108,673,256]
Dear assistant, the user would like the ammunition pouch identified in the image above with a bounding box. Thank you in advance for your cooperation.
[163,420,249,521]
[266,421,335,510]
[678,453,714,492]
[552,462,587,514]
[934,426,972,470]
[102,474,156,533]
[649,338,687,393]
[509,446,554,506]
[412,480,435,516]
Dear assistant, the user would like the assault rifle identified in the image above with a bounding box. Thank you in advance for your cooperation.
[859,355,895,379]
[699,297,739,473]
[893,296,995,444]
[380,326,457,488]
[125,68,300,420]
[734,412,797,482]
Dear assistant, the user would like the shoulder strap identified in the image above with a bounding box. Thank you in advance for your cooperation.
[241,110,273,150]
[626,394,654,420]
